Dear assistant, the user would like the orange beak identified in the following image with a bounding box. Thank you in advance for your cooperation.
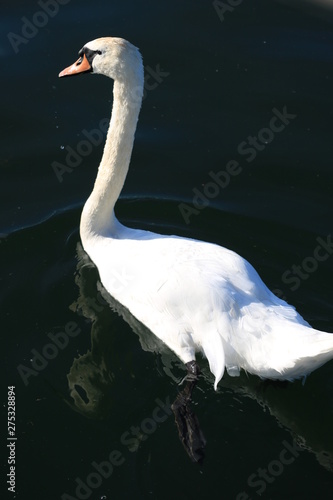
[58,53,92,78]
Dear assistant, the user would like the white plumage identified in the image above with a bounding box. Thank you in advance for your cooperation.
[59,37,333,390]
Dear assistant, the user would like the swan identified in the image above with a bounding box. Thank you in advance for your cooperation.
[58,37,333,391]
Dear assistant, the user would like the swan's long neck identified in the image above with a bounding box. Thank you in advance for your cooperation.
[80,70,143,241]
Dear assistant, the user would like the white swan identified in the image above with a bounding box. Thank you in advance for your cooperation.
[59,37,333,390]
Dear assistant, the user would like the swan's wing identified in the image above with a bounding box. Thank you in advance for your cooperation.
[92,232,328,383]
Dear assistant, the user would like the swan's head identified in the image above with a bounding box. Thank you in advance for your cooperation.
[59,37,143,83]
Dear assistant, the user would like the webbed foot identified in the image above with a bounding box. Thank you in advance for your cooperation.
[171,361,206,463]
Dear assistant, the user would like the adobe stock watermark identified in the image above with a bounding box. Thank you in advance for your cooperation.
[53,64,169,183]
[17,264,134,386]
[17,321,81,386]
[129,64,170,108]
[273,234,333,300]
[213,0,244,23]
[236,439,302,499]
[52,118,109,183]
[178,106,297,224]
[61,396,172,499]
[7,0,71,54]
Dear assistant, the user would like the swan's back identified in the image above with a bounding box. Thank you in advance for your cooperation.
[84,225,333,389]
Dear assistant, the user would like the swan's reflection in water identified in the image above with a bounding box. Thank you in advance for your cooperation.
[66,243,181,406]
[67,243,333,469]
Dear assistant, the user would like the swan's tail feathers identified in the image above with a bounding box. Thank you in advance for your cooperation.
[263,326,333,380]
[297,330,333,374]
[201,329,225,391]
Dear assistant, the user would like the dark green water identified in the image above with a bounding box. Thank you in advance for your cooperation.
[2,1,333,499]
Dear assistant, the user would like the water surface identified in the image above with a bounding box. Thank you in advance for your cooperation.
[2,1,333,499]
